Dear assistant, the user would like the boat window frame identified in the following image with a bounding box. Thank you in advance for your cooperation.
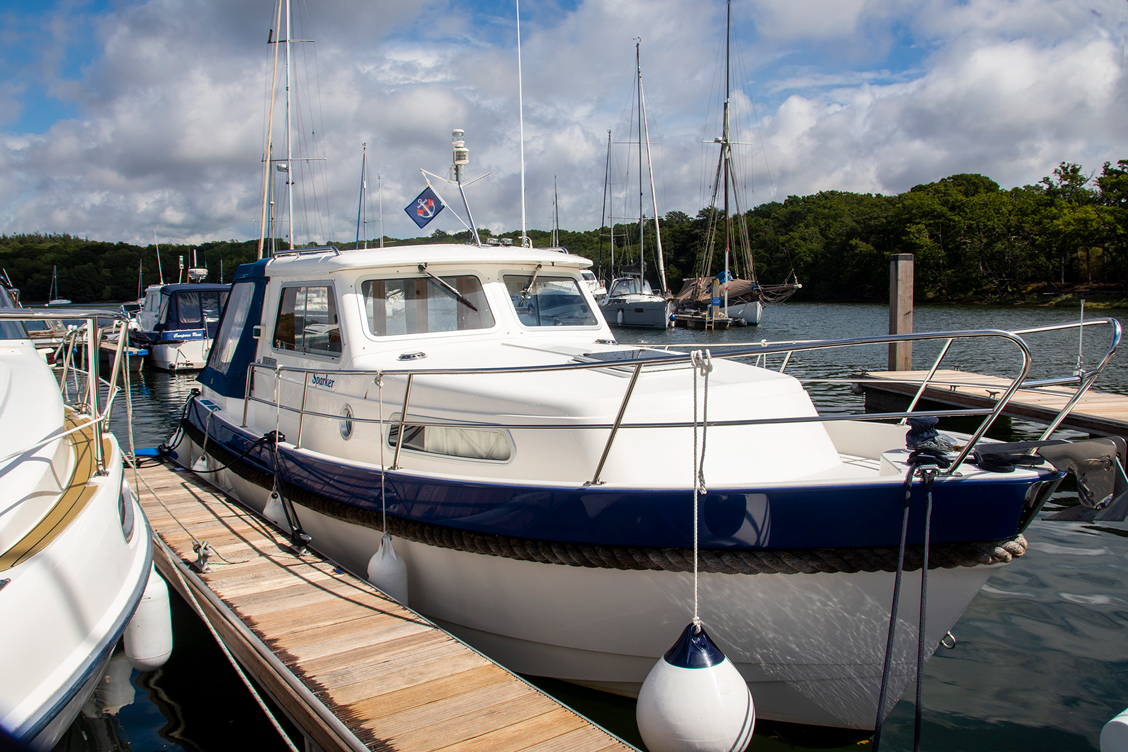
[357,272,496,340]
[270,280,344,361]
[502,271,600,329]
[385,413,514,463]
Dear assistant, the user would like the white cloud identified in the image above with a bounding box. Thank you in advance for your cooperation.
[1,0,1127,244]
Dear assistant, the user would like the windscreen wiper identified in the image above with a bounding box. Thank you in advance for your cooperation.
[418,263,478,311]
[520,263,543,301]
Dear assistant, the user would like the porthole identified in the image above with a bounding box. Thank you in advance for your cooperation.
[340,404,354,440]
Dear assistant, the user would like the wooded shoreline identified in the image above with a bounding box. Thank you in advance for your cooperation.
[4,160,1127,308]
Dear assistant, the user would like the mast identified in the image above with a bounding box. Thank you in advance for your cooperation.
[378,173,384,248]
[516,0,528,247]
[723,0,731,294]
[639,72,668,294]
[552,176,559,247]
[154,230,165,285]
[635,39,645,288]
[285,0,293,250]
[257,0,284,260]
[598,129,611,282]
[356,143,368,249]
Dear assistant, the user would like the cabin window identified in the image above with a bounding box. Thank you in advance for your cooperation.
[360,275,494,337]
[273,285,342,356]
[387,420,511,461]
[209,282,254,375]
[503,275,598,327]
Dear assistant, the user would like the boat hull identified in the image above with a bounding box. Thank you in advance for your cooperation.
[727,300,762,325]
[0,434,153,750]
[600,298,672,328]
[143,337,211,371]
[179,403,1045,730]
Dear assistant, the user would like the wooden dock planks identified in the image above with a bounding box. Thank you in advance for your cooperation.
[859,369,1128,437]
[134,460,633,752]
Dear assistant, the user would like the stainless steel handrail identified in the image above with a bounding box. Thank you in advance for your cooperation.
[0,309,131,473]
[233,319,1119,481]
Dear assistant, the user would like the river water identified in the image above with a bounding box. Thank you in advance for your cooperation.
[59,302,1128,752]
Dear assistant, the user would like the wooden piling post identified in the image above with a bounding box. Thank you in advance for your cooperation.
[889,253,913,371]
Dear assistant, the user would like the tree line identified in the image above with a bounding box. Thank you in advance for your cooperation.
[2,160,1124,305]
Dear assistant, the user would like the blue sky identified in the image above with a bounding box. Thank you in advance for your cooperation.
[1,0,1126,244]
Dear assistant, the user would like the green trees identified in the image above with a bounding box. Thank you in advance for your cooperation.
[3,160,1125,305]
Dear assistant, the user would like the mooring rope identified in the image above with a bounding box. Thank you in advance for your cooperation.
[690,349,713,631]
[914,469,937,752]
[377,373,388,534]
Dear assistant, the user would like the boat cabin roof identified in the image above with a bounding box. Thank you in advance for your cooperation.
[262,244,592,278]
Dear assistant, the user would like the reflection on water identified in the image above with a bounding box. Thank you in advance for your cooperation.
[71,302,1128,752]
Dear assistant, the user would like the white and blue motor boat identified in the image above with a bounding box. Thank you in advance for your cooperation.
[178,243,1118,731]
[132,283,230,371]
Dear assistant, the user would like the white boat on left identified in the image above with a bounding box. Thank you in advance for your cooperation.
[0,298,170,750]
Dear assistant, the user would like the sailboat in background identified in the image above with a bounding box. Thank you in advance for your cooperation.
[598,40,673,329]
[674,0,800,325]
[47,266,70,306]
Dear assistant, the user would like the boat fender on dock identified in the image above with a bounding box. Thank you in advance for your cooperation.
[263,490,288,529]
[636,622,755,752]
[123,568,173,671]
[367,532,408,606]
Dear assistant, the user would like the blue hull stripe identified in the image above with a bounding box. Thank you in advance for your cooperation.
[187,399,1045,551]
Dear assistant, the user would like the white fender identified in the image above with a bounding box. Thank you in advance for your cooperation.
[1102,707,1128,752]
[636,622,755,752]
[367,532,409,606]
[123,568,173,671]
[263,491,287,529]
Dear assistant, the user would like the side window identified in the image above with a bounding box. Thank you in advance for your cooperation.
[361,275,494,336]
[273,285,341,356]
[178,293,202,326]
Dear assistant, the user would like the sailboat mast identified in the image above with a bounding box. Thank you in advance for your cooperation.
[258,0,284,260]
[639,75,668,294]
[378,173,384,248]
[357,143,367,250]
[636,40,645,287]
[598,129,611,282]
[285,0,294,250]
[723,0,731,278]
[552,176,559,247]
[154,230,164,285]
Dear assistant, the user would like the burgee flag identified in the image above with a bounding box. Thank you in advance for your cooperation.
[405,186,445,229]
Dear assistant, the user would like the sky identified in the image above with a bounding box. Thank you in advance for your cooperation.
[1,0,1127,245]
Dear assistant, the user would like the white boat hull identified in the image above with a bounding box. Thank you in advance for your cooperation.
[188,436,995,730]
[727,300,762,325]
[147,338,212,371]
[0,329,161,750]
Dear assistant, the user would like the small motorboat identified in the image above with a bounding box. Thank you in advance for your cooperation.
[131,282,230,371]
[174,241,1122,730]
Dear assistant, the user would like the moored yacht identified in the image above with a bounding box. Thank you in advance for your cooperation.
[599,273,673,328]
[173,241,1117,730]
